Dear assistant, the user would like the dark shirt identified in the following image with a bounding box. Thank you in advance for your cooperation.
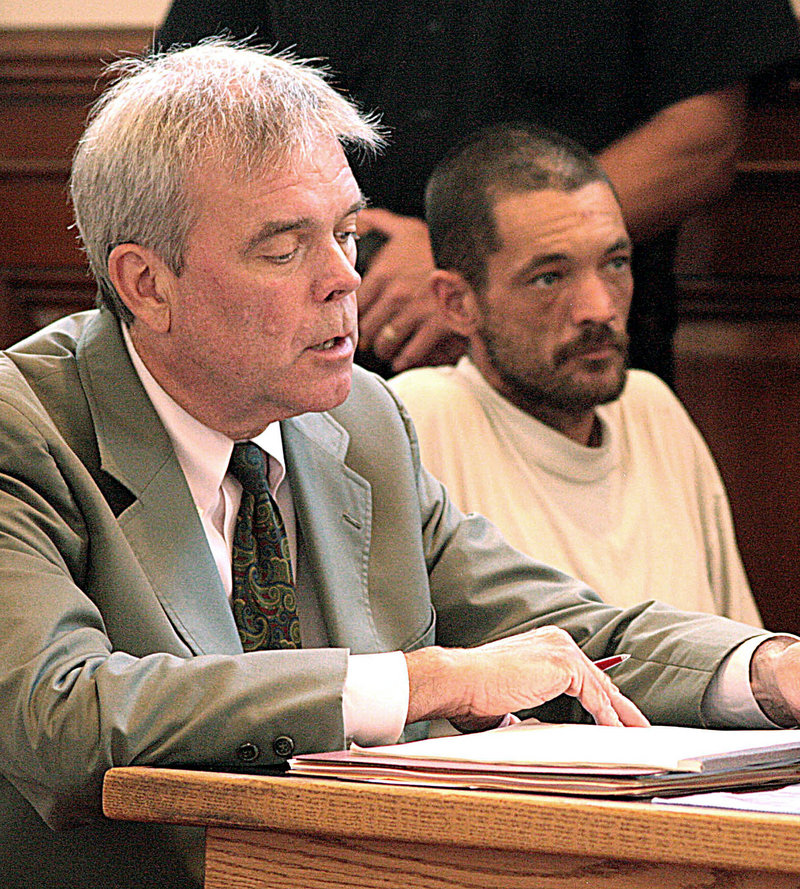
[158,1,800,380]
[159,1,799,215]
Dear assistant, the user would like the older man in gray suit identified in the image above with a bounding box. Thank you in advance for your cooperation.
[1,41,799,889]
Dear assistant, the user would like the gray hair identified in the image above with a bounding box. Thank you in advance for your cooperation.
[69,39,384,322]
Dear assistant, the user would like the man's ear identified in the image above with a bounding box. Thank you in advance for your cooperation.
[430,269,481,337]
[107,243,175,334]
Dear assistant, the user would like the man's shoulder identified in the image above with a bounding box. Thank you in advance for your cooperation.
[5,310,98,361]
[389,363,478,411]
[620,369,686,413]
[343,363,406,410]
[0,311,106,459]
[327,364,411,438]
[1,310,102,398]
[0,313,90,405]
[613,369,702,444]
[318,365,427,485]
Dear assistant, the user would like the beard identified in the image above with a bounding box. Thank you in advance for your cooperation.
[481,321,629,417]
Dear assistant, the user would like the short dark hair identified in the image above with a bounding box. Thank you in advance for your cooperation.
[425,123,613,293]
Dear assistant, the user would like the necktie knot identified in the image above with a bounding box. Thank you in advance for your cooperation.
[229,441,270,497]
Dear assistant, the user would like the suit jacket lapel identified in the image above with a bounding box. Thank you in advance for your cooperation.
[282,412,382,652]
[75,311,241,655]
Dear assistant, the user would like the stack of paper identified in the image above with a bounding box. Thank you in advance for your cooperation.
[289,720,800,798]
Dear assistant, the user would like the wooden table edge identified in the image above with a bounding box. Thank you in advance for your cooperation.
[103,766,800,874]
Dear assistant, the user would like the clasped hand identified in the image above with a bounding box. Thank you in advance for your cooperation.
[356,208,467,372]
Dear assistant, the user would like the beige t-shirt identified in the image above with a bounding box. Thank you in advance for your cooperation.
[391,358,761,625]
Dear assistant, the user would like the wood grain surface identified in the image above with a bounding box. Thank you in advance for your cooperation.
[104,767,800,887]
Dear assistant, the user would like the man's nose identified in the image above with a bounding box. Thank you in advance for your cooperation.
[318,238,361,301]
[569,274,618,324]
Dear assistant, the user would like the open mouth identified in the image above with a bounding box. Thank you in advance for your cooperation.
[312,337,340,351]
[309,334,353,353]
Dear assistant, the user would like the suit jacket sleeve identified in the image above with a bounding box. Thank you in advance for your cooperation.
[0,320,767,830]
[332,371,767,728]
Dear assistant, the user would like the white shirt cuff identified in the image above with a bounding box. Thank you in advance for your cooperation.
[702,634,791,728]
[342,652,409,746]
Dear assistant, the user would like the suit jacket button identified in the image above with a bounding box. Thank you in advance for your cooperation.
[272,735,295,758]
[236,742,260,763]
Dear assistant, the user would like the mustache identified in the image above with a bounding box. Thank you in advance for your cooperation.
[553,324,629,366]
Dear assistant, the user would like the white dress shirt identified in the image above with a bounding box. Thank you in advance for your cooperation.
[123,327,407,745]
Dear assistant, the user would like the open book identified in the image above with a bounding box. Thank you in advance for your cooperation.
[289,720,800,798]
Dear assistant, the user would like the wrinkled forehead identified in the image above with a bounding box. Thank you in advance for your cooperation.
[179,141,363,253]
[492,182,627,246]
[183,136,355,209]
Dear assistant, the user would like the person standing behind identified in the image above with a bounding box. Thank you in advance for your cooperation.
[157,0,800,382]
[391,123,762,625]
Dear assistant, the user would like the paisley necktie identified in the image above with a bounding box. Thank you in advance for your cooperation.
[228,441,300,650]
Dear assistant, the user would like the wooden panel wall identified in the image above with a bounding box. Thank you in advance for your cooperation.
[673,61,800,632]
[0,28,150,345]
[2,30,800,632]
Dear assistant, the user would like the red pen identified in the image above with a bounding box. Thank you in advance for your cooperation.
[593,653,631,671]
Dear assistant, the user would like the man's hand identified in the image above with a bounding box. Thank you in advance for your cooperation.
[404,626,649,731]
[750,636,800,727]
[356,207,467,372]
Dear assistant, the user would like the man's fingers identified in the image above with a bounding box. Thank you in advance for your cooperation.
[605,681,650,727]
[359,296,423,361]
[551,649,648,728]
[406,629,650,731]
[579,664,650,727]
[357,274,398,347]
[355,213,435,317]
[359,283,441,361]
[391,322,467,373]
[373,318,414,362]
[357,266,388,315]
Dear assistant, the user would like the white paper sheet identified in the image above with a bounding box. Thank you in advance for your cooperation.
[352,719,800,774]
[653,782,800,813]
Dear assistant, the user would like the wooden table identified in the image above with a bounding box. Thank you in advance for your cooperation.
[103,766,800,888]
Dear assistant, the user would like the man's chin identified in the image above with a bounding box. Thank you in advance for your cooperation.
[316,374,354,412]
[587,366,627,406]
[560,364,627,409]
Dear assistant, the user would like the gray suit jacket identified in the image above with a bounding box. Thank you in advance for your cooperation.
[0,310,760,887]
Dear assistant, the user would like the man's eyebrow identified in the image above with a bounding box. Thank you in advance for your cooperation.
[244,198,367,254]
[348,197,368,216]
[511,251,568,285]
[607,236,633,254]
[511,236,633,285]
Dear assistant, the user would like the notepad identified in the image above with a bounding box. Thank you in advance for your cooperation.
[289,719,800,798]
